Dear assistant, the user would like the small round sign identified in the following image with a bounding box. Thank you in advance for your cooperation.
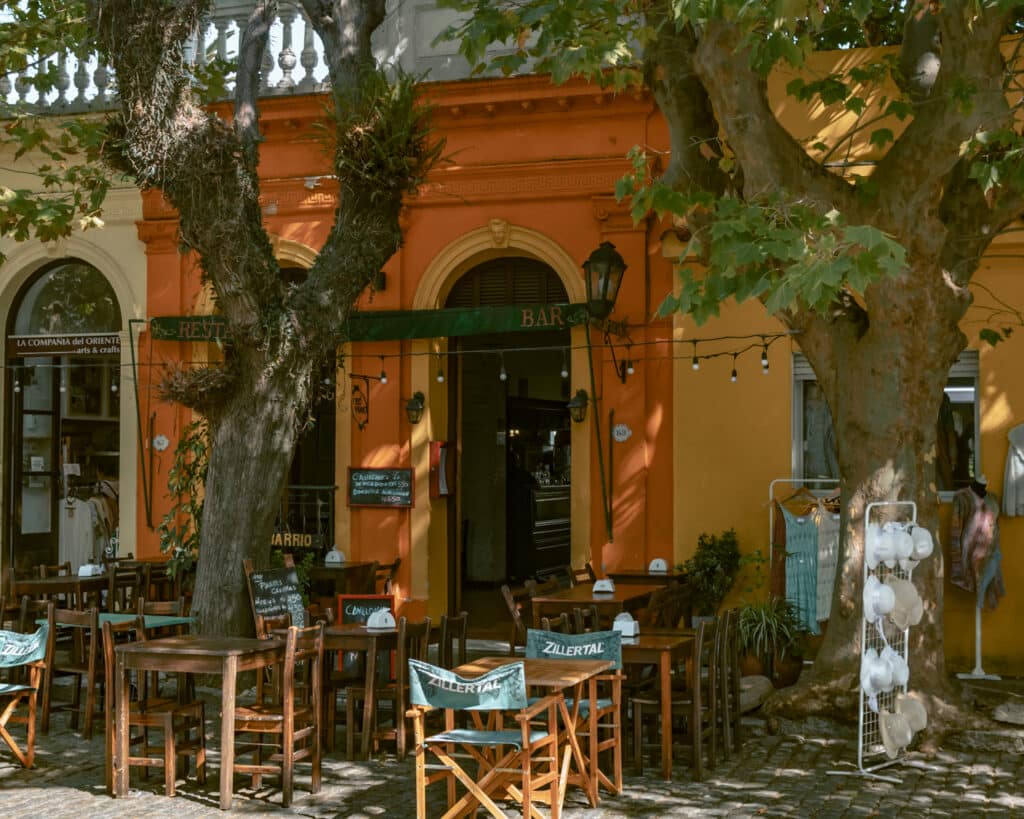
[612,423,632,443]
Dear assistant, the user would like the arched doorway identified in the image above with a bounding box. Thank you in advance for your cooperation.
[446,257,572,607]
[5,260,122,571]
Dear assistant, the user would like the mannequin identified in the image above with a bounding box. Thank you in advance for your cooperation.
[950,474,1004,680]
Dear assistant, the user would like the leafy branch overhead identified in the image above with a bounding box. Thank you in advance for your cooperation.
[439,0,1024,335]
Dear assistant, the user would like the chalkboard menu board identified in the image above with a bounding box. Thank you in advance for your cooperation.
[248,566,306,629]
[348,467,414,508]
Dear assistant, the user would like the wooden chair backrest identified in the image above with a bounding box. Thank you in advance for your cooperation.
[108,565,146,612]
[136,596,187,616]
[376,557,401,594]
[38,562,72,578]
[395,616,432,694]
[280,623,324,719]
[570,563,597,586]
[438,610,468,669]
[101,616,144,700]
[524,577,560,598]
[500,584,530,652]
[572,604,600,633]
[17,596,53,634]
[540,612,572,633]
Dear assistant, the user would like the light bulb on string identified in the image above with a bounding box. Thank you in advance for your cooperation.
[730,354,738,383]
[436,357,445,383]
[625,345,634,377]
[560,349,569,379]
[59,370,66,393]
[691,342,699,371]
[499,353,508,382]
[379,356,387,384]
[13,378,20,394]
[111,373,119,394]
[761,342,769,374]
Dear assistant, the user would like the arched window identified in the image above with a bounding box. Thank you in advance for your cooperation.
[12,261,121,335]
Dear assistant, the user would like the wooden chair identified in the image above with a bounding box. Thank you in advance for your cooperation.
[632,617,718,780]
[571,563,598,586]
[0,625,49,767]
[717,609,742,757]
[101,617,207,796]
[527,628,624,800]
[539,612,573,633]
[41,605,104,739]
[233,623,324,808]
[408,659,563,819]
[375,557,401,594]
[108,564,146,612]
[438,610,469,669]
[524,577,561,598]
[38,562,76,609]
[573,605,600,634]
[338,561,379,595]
[346,616,431,760]
[500,584,530,656]
[136,596,191,699]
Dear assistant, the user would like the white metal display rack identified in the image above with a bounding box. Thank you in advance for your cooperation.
[828,500,917,784]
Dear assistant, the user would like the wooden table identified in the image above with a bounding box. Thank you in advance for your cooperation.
[12,572,111,608]
[606,568,689,586]
[113,635,284,809]
[454,656,613,808]
[531,582,663,628]
[620,629,695,780]
[319,623,408,759]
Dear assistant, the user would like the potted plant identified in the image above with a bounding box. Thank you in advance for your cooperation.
[737,597,807,687]
[679,529,741,621]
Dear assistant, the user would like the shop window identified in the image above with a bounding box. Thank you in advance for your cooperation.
[792,351,979,497]
[13,261,120,334]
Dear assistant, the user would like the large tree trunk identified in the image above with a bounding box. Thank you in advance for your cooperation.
[189,348,315,637]
[767,261,970,730]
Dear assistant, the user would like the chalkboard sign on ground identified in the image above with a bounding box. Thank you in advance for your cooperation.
[348,468,414,508]
[247,566,306,629]
[337,593,394,675]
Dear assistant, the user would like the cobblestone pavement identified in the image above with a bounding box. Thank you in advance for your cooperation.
[2,699,1022,818]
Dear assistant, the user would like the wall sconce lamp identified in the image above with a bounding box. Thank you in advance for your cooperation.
[406,391,425,425]
[583,240,627,319]
[567,389,589,424]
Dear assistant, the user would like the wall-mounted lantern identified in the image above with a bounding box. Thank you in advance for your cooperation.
[583,240,627,319]
[406,391,425,425]
[567,389,589,424]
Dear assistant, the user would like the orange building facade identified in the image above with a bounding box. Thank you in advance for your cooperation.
[1,33,1021,675]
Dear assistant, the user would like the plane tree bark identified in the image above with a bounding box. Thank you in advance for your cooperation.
[87,0,439,636]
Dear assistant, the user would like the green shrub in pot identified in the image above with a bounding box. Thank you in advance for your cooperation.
[678,529,741,616]
[737,597,806,684]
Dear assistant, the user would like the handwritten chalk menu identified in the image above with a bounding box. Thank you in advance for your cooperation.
[249,566,306,628]
[348,468,414,508]
[337,594,395,675]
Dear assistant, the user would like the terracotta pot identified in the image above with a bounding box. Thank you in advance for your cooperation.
[772,652,804,689]
[740,652,765,677]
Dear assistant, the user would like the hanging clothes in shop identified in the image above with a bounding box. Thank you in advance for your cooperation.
[59,497,98,571]
[815,500,841,622]
[949,484,1004,611]
[1003,424,1024,517]
[782,506,820,635]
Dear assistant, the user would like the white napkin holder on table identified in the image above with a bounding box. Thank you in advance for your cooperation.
[613,612,639,637]
[324,547,345,566]
[78,562,104,577]
[366,609,396,630]
[648,558,668,573]
[592,578,616,594]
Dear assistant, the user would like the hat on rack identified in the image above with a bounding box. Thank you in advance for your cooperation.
[879,709,913,759]
[891,524,914,562]
[860,647,894,700]
[908,525,934,562]
[885,576,924,630]
[866,523,899,570]
[863,576,896,623]
[895,693,928,733]
[881,645,909,688]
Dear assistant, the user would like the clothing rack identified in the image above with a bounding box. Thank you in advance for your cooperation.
[767,477,840,569]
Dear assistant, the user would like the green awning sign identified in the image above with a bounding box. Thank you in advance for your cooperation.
[149,303,587,343]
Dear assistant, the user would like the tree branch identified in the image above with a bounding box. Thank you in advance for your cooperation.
[875,3,1012,226]
[642,16,729,197]
[235,0,276,163]
[299,0,386,97]
[691,20,859,217]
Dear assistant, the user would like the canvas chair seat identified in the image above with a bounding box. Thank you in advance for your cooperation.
[408,658,562,819]
[526,628,624,801]
[423,726,548,749]
[0,625,49,768]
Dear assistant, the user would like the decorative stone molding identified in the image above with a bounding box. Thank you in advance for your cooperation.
[136,221,180,255]
[487,218,510,249]
[591,194,642,233]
